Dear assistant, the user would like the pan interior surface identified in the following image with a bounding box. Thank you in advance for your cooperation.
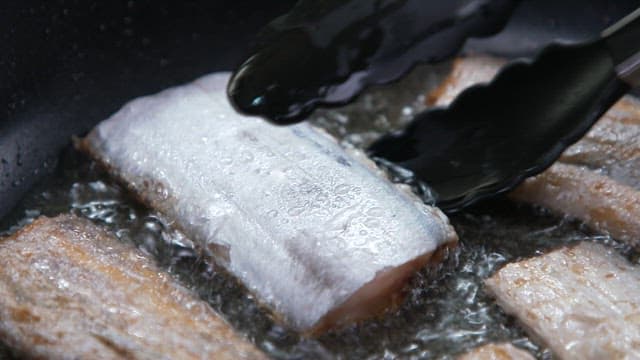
[3,0,639,220]
[1,63,638,359]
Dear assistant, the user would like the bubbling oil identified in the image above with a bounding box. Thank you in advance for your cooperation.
[1,63,637,359]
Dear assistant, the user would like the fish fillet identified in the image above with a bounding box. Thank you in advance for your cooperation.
[80,72,458,334]
[0,215,264,360]
[510,163,640,244]
[431,56,640,243]
[457,343,534,360]
[560,97,640,189]
[485,242,640,360]
[427,56,505,107]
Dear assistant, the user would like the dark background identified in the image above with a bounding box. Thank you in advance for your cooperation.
[0,0,296,219]
[1,0,639,219]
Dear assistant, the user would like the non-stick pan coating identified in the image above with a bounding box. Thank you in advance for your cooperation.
[1,0,639,219]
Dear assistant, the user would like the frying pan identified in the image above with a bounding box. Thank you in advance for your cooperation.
[2,0,639,220]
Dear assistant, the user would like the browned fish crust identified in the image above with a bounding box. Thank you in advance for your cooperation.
[457,343,534,360]
[510,163,640,246]
[486,242,640,359]
[559,97,640,189]
[426,56,505,107]
[0,215,265,360]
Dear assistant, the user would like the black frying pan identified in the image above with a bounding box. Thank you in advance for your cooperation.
[2,0,639,220]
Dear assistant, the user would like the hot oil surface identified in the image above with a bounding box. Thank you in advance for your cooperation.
[1,64,637,359]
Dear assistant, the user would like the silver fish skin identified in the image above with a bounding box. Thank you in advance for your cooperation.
[486,242,640,360]
[82,72,458,334]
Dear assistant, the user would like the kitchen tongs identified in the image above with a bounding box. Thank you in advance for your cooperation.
[227,0,520,124]
[369,7,640,211]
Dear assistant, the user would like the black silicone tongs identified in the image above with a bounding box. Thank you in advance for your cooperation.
[228,2,640,212]
[369,7,640,211]
[227,0,520,124]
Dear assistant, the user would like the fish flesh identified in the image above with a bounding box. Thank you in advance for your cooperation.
[430,56,640,243]
[80,72,458,334]
[510,163,640,244]
[559,96,640,189]
[485,242,640,360]
[0,215,265,360]
[81,72,458,334]
[457,343,534,360]
[426,56,505,107]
